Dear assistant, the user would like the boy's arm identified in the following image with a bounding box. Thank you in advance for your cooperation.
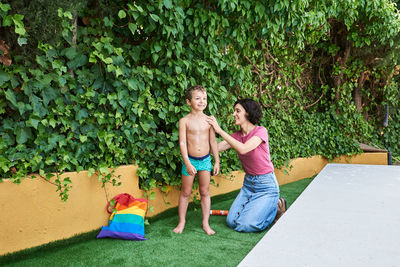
[209,125,220,176]
[179,118,197,176]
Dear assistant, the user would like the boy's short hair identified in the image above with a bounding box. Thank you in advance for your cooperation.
[185,85,207,100]
[235,99,263,124]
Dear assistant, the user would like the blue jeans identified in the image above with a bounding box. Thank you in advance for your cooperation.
[227,172,280,232]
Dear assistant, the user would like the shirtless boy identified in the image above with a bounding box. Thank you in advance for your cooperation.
[173,85,220,235]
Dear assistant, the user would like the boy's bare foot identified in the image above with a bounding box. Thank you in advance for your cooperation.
[202,224,216,235]
[173,223,185,234]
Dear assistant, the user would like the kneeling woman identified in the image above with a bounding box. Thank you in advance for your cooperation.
[206,99,286,232]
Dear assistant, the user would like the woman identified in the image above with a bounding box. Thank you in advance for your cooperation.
[206,99,286,232]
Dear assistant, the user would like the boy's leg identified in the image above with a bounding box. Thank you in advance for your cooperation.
[173,174,195,233]
[198,170,215,235]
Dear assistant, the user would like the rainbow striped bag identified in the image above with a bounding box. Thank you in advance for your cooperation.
[97,196,147,241]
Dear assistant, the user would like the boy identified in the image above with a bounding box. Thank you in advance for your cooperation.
[173,85,220,235]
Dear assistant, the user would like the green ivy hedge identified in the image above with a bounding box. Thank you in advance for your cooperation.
[1,0,399,200]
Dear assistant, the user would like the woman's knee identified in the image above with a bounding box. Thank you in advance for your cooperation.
[234,221,261,232]
[228,215,267,232]
[226,213,247,231]
[226,220,252,232]
[226,215,235,229]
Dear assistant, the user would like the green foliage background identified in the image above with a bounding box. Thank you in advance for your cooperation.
[1,0,399,199]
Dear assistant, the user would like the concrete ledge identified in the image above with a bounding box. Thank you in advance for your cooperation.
[239,163,400,266]
[0,152,388,255]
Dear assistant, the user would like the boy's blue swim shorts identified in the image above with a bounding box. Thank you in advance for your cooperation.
[181,154,212,176]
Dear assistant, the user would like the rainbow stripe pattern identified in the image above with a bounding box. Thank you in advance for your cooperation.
[97,198,147,241]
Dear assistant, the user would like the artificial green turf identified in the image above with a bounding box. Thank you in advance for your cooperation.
[0,177,314,267]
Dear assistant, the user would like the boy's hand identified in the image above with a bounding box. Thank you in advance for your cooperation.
[213,163,220,176]
[186,163,197,176]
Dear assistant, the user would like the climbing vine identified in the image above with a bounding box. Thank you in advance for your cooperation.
[1,0,399,200]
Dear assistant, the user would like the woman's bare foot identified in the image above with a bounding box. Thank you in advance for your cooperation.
[173,223,185,234]
[202,224,216,235]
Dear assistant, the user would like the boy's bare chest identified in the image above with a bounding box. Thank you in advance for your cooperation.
[186,119,210,133]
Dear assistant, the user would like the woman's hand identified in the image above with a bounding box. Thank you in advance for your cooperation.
[206,116,222,134]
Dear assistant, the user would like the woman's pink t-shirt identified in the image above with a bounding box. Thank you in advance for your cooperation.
[231,126,274,175]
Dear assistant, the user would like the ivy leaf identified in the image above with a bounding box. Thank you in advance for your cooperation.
[3,15,12,27]
[31,94,48,118]
[128,78,138,90]
[153,43,162,52]
[0,3,11,12]
[36,55,48,68]
[59,76,67,86]
[64,47,77,60]
[67,54,88,69]
[76,109,89,121]
[140,121,151,133]
[48,134,61,147]
[0,156,10,172]
[0,71,11,87]
[99,166,109,174]
[63,177,72,185]
[104,17,113,27]
[26,116,40,129]
[118,10,126,19]
[117,90,129,108]
[150,14,160,22]
[16,126,32,144]
[103,57,113,64]
[255,3,265,15]
[163,0,173,9]
[42,87,58,106]
[79,134,88,142]
[17,37,27,46]
[115,67,123,77]
[152,53,159,63]
[5,89,17,107]
[12,14,26,36]
[88,168,95,177]
[128,23,137,35]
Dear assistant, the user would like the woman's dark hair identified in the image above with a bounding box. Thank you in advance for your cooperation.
[234,99,262,124]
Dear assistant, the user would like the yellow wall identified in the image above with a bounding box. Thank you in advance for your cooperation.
[0,152,387,255]
[275,152,388,185]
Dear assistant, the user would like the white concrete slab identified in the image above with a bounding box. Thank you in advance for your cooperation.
[239,164,400,267]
